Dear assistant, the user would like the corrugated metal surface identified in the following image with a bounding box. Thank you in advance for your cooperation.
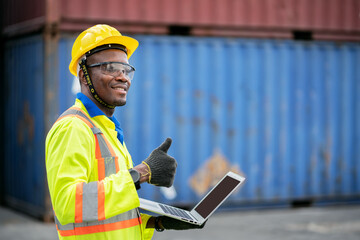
[3,0,45,26]
[58,37,77,113]
[4,36,47,216]
[58,0,359,37]
[55,35,360,206]
[2,0,46,35]
[2,0,359,40]
[125,36,360,204]
[4,33,359,215]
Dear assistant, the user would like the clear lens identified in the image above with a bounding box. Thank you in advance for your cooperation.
[98,62,135,80]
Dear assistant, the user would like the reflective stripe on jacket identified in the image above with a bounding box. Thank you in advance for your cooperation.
[46,99,154,240]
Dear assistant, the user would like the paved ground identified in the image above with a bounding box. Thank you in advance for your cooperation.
[0,204,359,240]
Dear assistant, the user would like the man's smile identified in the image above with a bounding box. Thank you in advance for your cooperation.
[111,84,128,94]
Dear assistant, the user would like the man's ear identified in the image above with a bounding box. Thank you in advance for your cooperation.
[78,69,88,86]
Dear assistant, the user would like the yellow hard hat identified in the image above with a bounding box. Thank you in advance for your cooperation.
[69,24,139,76]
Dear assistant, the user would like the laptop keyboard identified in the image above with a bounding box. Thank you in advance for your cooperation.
[159,204,193,220]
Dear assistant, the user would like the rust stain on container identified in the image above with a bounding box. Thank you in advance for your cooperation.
[189,150,244,196]
[321,147,331,167]
[17,102,35,145]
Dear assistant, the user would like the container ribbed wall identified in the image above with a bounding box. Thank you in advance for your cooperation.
[126,36,360,204]
[2,0,359,40]
[2,0,45,27]
[59,0,359,31]
[55,35,360,205]
[59,0,360,40]
[4,36,46,216]
[3,34,360,214]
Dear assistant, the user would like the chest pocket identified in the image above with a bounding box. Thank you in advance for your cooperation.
[58,106,119,180]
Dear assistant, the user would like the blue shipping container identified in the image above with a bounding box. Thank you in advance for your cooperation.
[4,35,360,216]
[4,36,47,216]
[127,37,360,205]
[56,35,360,206]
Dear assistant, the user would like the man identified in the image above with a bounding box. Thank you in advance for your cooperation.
[46,24,204,240]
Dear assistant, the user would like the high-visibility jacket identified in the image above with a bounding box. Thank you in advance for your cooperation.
[46,98,155,240]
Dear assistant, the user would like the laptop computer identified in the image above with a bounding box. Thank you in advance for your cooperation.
[139,171,245,225]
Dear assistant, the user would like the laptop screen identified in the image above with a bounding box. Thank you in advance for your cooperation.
[194,176,240,218]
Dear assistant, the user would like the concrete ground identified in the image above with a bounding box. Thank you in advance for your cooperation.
[0,205,359,240]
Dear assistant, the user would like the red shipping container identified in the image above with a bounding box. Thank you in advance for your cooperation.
[2,0,360,40]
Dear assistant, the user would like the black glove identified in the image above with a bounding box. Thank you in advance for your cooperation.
[142,138,177,187]
[157,216,206,230]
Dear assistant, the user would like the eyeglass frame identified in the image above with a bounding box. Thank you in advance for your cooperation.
[86,61,136,80]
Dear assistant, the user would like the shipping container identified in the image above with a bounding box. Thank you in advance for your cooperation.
[120,36,360,205]
[2,0,360,41]
[3,34,360,219]
[2,0,46,36]
[3,36,49,218]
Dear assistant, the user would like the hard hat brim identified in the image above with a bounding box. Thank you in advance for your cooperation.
[69,35,139,76]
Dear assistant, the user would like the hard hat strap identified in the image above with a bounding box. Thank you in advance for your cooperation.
[86,44,128,57]
[80,59,116,109]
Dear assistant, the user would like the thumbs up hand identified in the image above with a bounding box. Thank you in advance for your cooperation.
[142,138,177,187]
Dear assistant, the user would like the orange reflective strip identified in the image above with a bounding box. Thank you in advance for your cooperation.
[74,115,94,129]
[70,107,93,120]
[55,114,94,129]
[58,217,142,237]
[75,182,84,223]
[114,156,119,173]
[94,134,106,180]
[94,134,102,159]
[67,107,96,129]
[98,181,105,221]
[97,158,106,181]
[56,224,74,236]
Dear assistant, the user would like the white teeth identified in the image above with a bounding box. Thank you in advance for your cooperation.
[114,87,125,91]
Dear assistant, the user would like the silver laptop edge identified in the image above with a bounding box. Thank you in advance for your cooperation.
[139,198,198,223]
[139,171,246,225]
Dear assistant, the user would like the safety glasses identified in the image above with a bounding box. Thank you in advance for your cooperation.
[87,61,135,81]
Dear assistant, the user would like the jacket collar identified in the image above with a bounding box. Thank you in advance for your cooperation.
[76,92,104,118]
[76,92,124,144]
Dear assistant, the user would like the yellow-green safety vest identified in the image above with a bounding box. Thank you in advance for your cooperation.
[46,99,154,240]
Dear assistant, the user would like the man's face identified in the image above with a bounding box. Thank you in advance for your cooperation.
[86,49,131,107]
